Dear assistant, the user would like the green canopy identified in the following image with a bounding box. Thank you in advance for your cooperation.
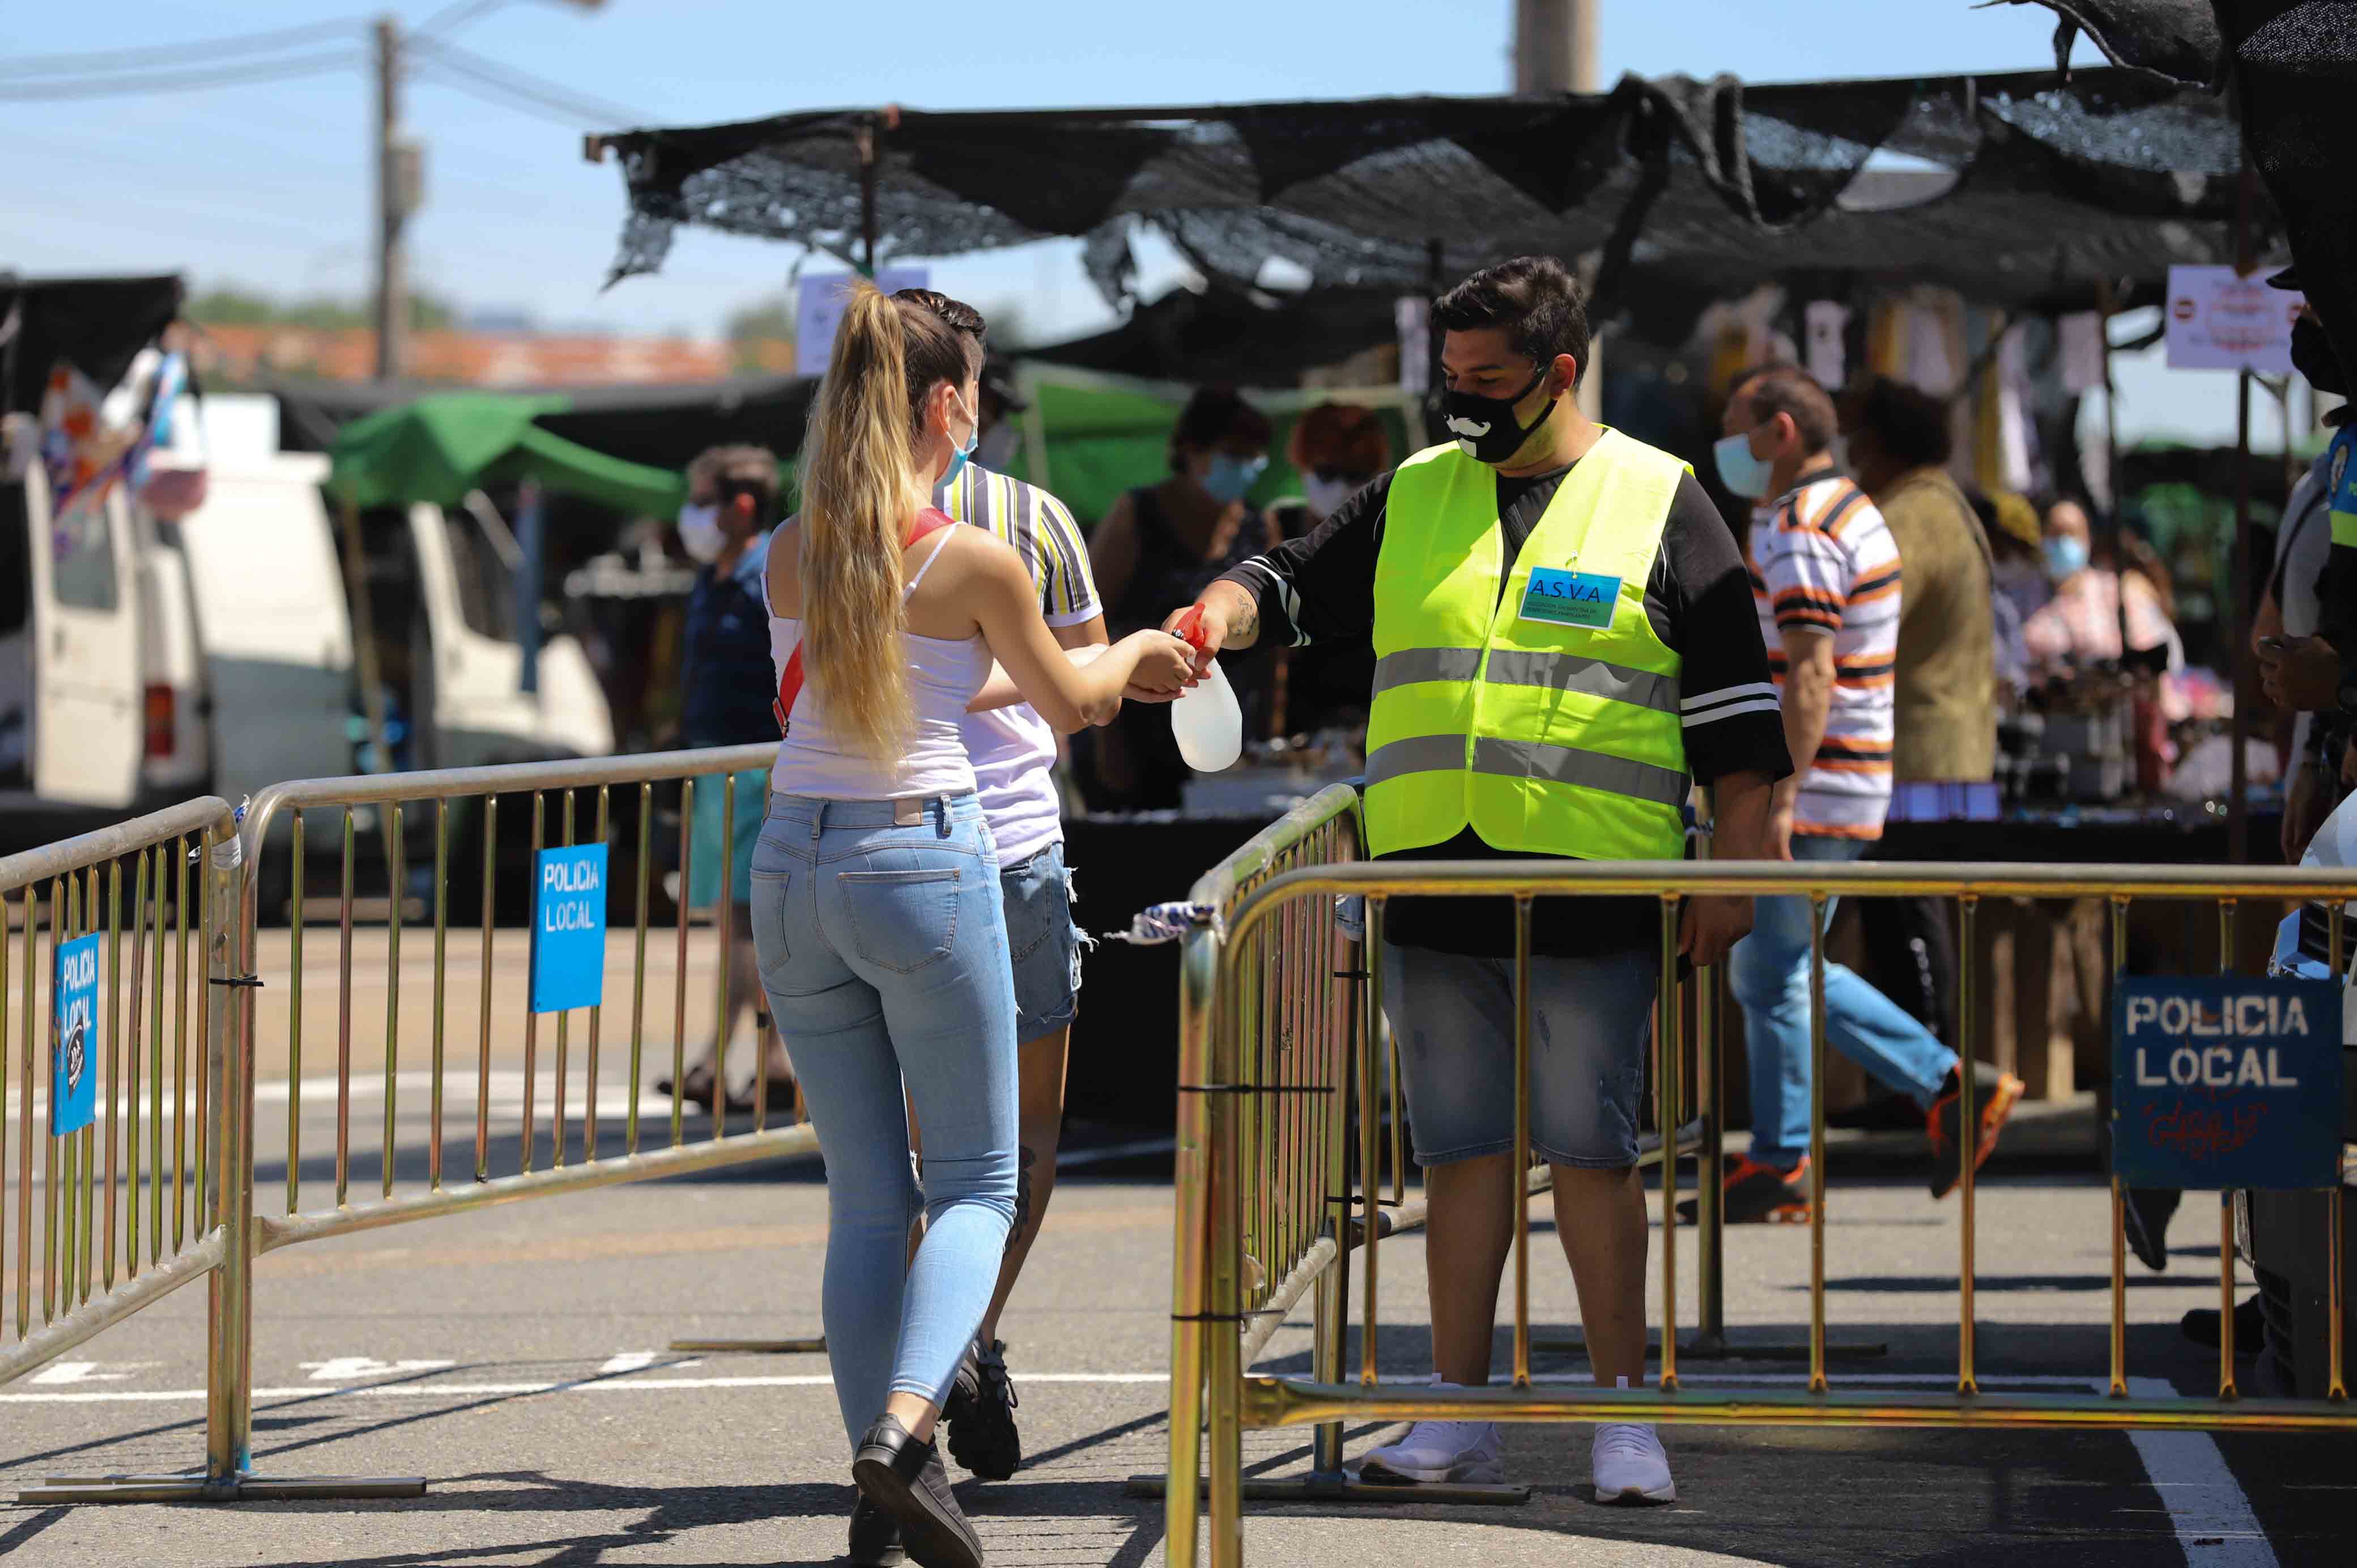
[326,391,686,515]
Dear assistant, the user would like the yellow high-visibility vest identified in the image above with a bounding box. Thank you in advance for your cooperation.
[1364,429,1690,861]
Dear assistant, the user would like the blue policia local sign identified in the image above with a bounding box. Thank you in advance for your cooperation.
[530,845,609,1015]
[2111,976,2345,1190]
[52,932,101,1136]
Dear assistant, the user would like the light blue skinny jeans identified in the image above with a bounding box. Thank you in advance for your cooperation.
[1728,833,1959,1169]
[750,792,1019,1451]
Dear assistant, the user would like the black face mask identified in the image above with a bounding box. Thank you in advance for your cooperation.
[2292,315,2349,398]
[1441,365,1559,466]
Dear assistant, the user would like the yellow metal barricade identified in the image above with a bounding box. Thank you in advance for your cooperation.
[1,799,244,1402]
[1163,807,2357,1568]
[12,745,824,1503]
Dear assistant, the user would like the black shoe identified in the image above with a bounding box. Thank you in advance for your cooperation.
[1926,1066,2025,1199]
[2181,1295,2266,1354]
[2121,1187,2182,1273]
[852,1416,982,1568]
[1677,1156,1811,1225]
[849,1493,905,1567]
[942,1338,1022,1481]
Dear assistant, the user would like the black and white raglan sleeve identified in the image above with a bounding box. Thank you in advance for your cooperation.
[1212,472,1393,651]
[1655,472,1793,786]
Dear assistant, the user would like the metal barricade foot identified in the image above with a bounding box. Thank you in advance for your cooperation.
[666,1336,826,1354]
[1125,1470,1533,1506]
[18,1472,428,1503]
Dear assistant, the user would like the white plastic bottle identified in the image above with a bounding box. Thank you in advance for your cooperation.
[1169,607,1244,772]
[1171,658,1244,773]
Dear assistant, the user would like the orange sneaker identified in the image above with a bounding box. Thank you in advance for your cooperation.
[1926,1067,2025,1199]
[1678,1155,1811,1224]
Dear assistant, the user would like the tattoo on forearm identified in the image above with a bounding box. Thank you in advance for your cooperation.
[1230,600,1259,644]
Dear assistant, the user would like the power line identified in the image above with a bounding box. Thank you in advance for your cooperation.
[0,49,364,102]
[409,36,640,128]
[416,0,516,37]
[0,16,360,80]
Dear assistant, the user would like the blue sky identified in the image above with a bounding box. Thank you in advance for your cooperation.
[1,1,2257,440]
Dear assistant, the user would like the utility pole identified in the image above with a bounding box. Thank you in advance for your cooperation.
[1514,0,1604,414]
[373,14,412,381]
[1514,0,1598,93]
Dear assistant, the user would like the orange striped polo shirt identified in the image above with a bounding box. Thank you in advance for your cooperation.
[1748,474,1900,840]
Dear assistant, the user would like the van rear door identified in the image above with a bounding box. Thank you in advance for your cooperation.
[176,459,355,802]
[25,466,142,807]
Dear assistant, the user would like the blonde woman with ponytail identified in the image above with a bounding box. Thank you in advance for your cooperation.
[756,283,1192,1568]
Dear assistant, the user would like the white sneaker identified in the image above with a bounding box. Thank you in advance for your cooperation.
[1354,1394,1505,1486]
[1591,1422,1675,1504]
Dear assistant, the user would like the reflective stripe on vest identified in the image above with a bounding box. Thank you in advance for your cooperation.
[1362,431,1690,860]
[1371,646,1680,714]
[1366,732,1687,809]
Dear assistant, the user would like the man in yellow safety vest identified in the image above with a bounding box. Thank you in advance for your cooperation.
[1165,257,1789,1503]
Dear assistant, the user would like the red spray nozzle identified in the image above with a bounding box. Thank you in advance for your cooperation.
[1175,605,1209,652]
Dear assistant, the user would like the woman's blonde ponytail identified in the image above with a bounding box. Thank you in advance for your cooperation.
[798,283,922,757]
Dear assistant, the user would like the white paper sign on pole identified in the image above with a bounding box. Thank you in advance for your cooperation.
[2164,265,2302,373]
[796,268,931,377]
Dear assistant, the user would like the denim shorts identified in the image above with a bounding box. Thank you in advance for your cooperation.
[1001,842,1086,1043]
[1381,941,1657,1169]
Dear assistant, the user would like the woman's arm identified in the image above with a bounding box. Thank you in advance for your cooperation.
[967,645,1113,714]
[971,544,1191,731]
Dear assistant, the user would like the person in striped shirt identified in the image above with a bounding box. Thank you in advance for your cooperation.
[1711,365,2022,1224]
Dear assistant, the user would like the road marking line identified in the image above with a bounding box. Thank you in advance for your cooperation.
[27,1361,154,1386]
[299,1357,456,1382]
[2125,1377,2278,1567]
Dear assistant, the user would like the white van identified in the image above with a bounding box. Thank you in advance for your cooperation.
[1,394,612,854]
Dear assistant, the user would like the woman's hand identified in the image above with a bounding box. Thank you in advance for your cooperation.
[1120,630,1198,698]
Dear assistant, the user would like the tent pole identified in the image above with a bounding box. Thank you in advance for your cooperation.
[1424,238,1446,445]
[858,112,887,279]
[338,496,393,779]
[516,478,544,699]
[2227,150,2258,866]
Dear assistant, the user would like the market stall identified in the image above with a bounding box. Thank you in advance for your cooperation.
[586,65,2277,1117]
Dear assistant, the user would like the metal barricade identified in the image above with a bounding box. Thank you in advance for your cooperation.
[15,745,823,1503]
[1161,816,2357,1568]
[2,799,243,1399]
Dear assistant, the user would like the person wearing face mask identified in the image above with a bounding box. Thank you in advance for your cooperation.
[1265,402,1392,738]
[1088,387,1281,807]
[890,288,1117,1485]
[2020,497,2181,678]
[1717,363,2024,1226]
[2256,270,2357,756]
[1169,256,1793,1505]
[665,444,797,1115]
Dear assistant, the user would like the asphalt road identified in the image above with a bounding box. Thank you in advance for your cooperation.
[4,1096,2351,1568]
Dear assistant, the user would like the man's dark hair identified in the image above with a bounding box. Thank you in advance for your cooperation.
[1169,387,1273,474]
[894,287,987,343]
[1432,256,1590,385]
[1731,364,1838,457]
[1843,374,1952,469]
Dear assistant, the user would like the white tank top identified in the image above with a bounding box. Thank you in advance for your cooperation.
[768,529,993,800]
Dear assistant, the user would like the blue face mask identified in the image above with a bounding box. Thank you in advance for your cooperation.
[1712,432,1773,500]
[2044,534,2091,580]
[1201,453,1268,505]
[940,394,980,489]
